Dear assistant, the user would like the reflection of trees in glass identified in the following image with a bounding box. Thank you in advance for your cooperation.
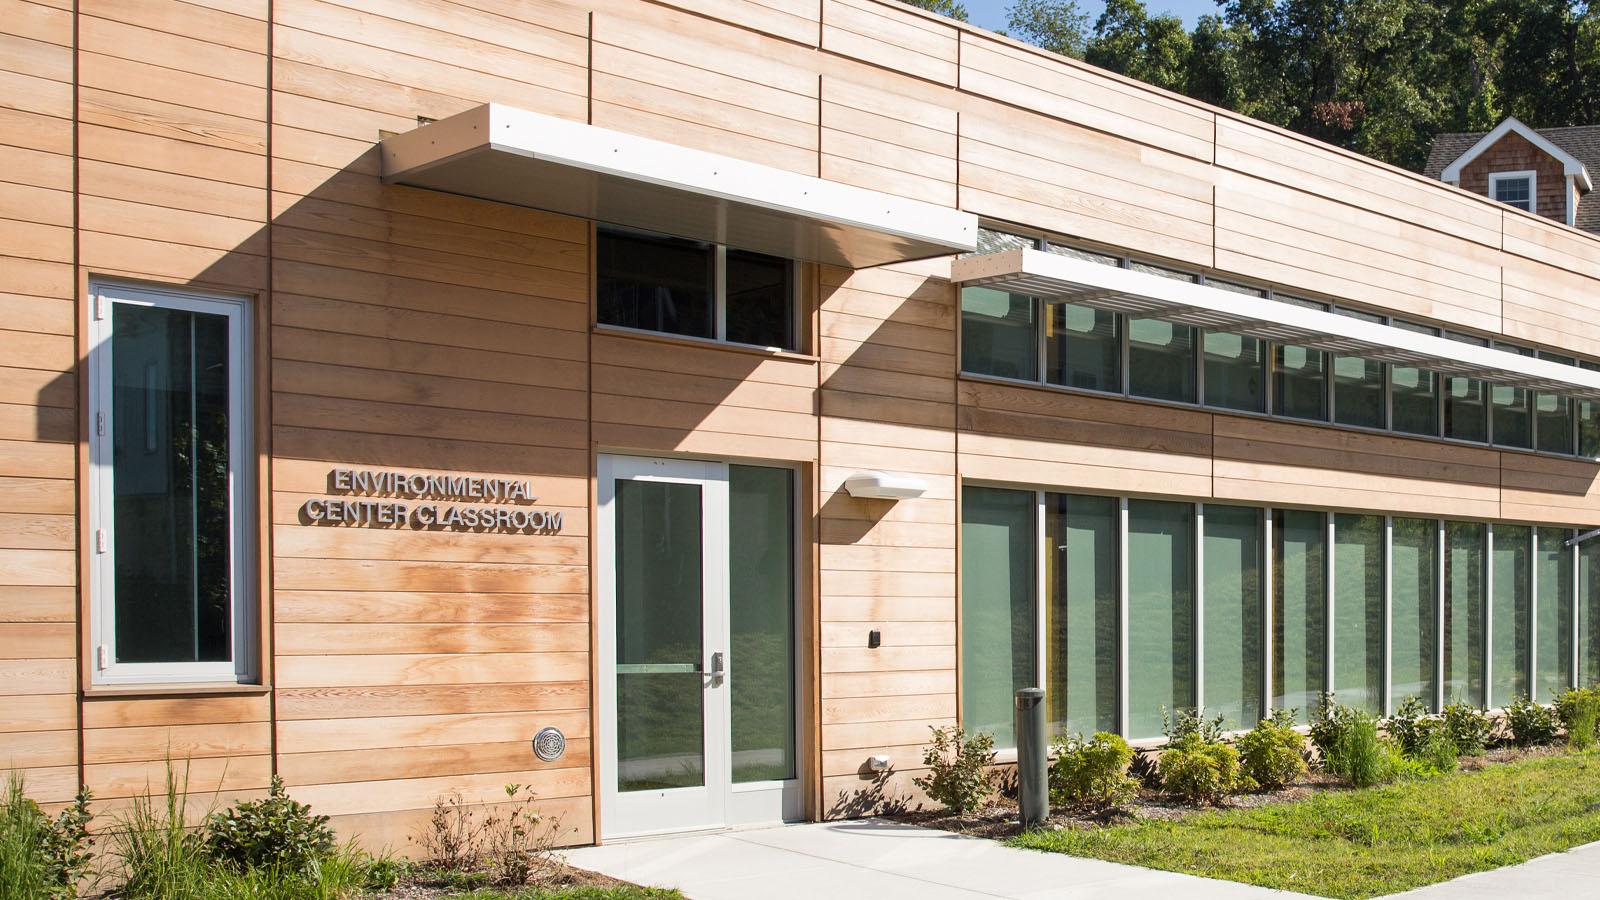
[1445,522,1486,707]
[1046,494,1119,737]
[730,466,796,784]
[1490,526,1532,707]
[1392,518,1439,711]
[1333,514,1384,714]
[1204,506,1263,732]
[1273,510,1326,723]
[1127,500,1194,739]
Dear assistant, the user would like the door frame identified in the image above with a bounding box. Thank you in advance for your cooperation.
[595,452,808,840]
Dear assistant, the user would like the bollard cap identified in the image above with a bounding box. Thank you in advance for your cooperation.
[1014,687,1044,707]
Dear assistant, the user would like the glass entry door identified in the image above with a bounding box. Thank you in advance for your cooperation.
[598,455,800,839]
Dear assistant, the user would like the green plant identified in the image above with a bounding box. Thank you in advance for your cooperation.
[1162,707,1228,744]
[1442,702,1495,756]
[1313,698,1392,787]
[913,726,996,815]
[1158,733,1244,805]
[0,774,94,899]
[1503,695,1561,748]
[1236,709,1307,790]
[1384,696,1442,757]
[204,774,336,875]
[1049,732,1137,811]
[1557,687,1600,750]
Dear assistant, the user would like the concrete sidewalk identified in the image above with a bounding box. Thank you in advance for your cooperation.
[565,819,1317,899]
[1380,839,1600,898]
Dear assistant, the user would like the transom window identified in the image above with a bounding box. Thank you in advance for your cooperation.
[596,225,799,352]
[1490,171,1536,213]
[89,283,254,685]
[959,228,1600,461]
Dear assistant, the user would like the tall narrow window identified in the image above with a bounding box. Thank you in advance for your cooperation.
[725,250,794,350]
[1535,528,1574,703]
[1390,321,1440,437]
[1491,344,1534,449]
[961,486,1037,747]
[1535,353,1575,455]
[1274,298,1329,421]
[1202,282,1267,413]
[1444,521,1487,707]
[1391,518,1439,710]
[91,284,252,684]
[1332,310,1385,429]
[1273,509,1327,722]
[729,465,796,783]
[961,288,1037,381]
[1582,539,1600,687]
[1333,514,1385,713]
[1444,334,1489,443]
[1489,524,1532,707]
[1128,500,1195,738]
[1046,493,1120,737]
[1581,361,1600,458]
[1203,505,1265,731]
[1046,303,1120,393]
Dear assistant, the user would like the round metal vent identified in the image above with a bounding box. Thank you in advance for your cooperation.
[533,726,566,762]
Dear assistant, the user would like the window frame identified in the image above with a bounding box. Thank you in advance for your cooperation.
[594,225,805,354]
[88,281,256,686]
[1489,170,1537,214]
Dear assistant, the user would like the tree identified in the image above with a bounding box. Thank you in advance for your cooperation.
[1086,0,1191,92]
[900,0,969,21]
[1005,0,1090,58]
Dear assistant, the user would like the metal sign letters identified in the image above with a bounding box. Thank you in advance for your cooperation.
[299,467,564,534]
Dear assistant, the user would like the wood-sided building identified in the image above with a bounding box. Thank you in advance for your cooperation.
[7,0,1600,848]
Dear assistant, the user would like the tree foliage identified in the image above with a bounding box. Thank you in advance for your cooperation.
[991,0,1600,170]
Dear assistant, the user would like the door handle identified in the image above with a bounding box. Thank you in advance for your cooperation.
[709,651,725,681]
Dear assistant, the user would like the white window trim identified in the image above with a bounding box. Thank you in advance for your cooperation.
[88,281,255,685]
[1489,170,1538,214]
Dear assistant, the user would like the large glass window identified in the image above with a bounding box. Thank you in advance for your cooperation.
[1582,361,1600,459]
[1046,494,1120,737]
[1332,309,1385,429]
[1128,319,1197,403]
[92,284,251,684]
[1046,303,1120,393]
[1128,500,1195,738]
[1273,298,1329,421]
[1582,539,1600,687]
[961,288,1037,381]
[1203,282,1267,413]
[1333,514,1384,713]
[1444,521,1486,706]
[960,486,1037,747]
[1273,509,1327,722]
[597,227,795,350]
[1535,528,1574,703]
[1391,321,1441,436]
[1535,352,1576,455]
[1391,518,1439,710]
[1203,505,1264,731]
[1489,525,1531,707]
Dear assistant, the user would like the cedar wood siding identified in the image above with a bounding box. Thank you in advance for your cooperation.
[0,0,1598,844]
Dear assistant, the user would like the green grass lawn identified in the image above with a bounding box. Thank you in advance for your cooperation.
[1010,751,1600,899]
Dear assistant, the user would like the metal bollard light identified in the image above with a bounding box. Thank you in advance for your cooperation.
[1014,687,1047,829]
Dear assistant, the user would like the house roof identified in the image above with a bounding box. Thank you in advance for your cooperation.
[1425,119,1600,231]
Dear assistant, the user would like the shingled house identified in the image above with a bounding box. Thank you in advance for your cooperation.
[1426,116,1600,231]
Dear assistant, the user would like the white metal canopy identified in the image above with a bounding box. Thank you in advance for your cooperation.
[380,103,978,269]
[953,248,1600,401]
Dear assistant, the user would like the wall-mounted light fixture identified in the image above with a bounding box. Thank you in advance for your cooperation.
[843,471,928,500]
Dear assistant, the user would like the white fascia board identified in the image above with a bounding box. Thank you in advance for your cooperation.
[953,248,1600,400]
[380,103,977,268]
[1441,116,1592,192]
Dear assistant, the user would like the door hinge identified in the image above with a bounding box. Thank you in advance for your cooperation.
[95,645,108,670]
[94,529,107,553]
[95,412,105,437]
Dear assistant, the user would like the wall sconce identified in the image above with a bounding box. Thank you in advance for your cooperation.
[843,471,928,500]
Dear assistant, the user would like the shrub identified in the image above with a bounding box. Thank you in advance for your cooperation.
[1504,695,1561,748]
[204,774,335,875]
[913,726,996,815]
[1557,687,1600,750]
[1236,709,1307,790]
[1312,697,1393,787]
[0,774,93,899]
[1158,734,1244,805]
[1384,696,1436,757]
[417,784,565,886]
[1417,727,1460,773]
[1049,732,1137,811]
[1162,707,1228,744]
[1442,702,1495,756]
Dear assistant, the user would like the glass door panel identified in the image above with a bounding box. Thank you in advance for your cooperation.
[615,479,706,792]
[729,465,796,784]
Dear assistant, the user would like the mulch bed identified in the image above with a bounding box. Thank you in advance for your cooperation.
[378,860,643,898]
[895,744,1562,840]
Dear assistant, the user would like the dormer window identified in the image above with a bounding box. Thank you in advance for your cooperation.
[1490,171,1536,213]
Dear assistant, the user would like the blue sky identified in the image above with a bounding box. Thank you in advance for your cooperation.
[963,0,1223,33]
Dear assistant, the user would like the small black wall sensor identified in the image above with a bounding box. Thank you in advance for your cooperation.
[868,629,881,648]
